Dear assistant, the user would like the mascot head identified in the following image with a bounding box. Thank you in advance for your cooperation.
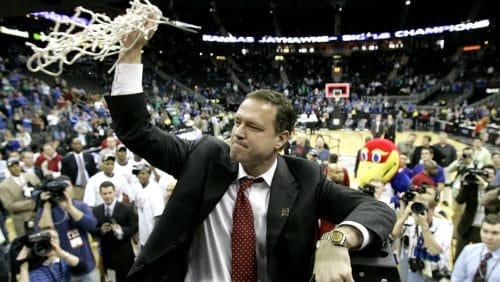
[357,138,400,187]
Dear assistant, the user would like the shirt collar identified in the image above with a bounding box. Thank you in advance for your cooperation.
[105,198,117,212]
[237,158,278,187]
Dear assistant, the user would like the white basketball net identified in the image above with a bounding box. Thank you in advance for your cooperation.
[26,0,201,76]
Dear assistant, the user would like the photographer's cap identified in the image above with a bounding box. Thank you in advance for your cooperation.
[308,149,319,157]
[103,154,116,162]
[7,158,20,167]
[132,163,151,175]
[117,144,127,151]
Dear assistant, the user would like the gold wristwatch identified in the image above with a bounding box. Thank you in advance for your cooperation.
[321,230,350,249]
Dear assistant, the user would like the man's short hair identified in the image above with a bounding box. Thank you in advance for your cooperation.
[421,147,434,155]
[99,181,115,192]
[483,214,500,226]
[423,135,432,142]
[245,90,297,135]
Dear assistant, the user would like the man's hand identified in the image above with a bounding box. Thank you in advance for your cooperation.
[58,190,74,211]
[314,241,353,282]
[118,13,159,64]
[101,223,112,234]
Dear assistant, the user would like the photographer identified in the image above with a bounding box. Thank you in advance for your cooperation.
[36,176,98,281]
[391,187,453,281]
[446,146,476,196]
[0,158,41,236]
[455,164,498,259]
[15,229,87,282]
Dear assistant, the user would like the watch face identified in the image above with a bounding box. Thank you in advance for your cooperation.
[332,231,344,242]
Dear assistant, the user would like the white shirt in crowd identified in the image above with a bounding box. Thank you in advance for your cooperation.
[135,181,165,246]
[83,171,131,207]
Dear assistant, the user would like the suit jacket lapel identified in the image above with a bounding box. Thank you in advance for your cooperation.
[196,159,238,224]
[266,157,298,255]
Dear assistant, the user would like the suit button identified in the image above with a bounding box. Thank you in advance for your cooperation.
[171,240,178,246]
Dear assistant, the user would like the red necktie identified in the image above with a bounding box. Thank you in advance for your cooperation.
[473,252,492,282]
[231,177,262,282]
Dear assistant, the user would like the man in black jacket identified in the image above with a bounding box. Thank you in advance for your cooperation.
[91,181,137,282]
[104,26,396,282]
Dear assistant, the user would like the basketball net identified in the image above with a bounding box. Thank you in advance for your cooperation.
[26,0,201,76]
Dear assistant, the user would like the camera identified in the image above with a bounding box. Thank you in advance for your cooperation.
[462,152,472,159]
[402,184,429,204]
[25,231,52,258]
[432,269,451,280]
[462,167,489,183]
[110,219,124,240]
[411,202,428,215]
[360,183,376,197]
[40,180,69,203]
[409,258,425,272]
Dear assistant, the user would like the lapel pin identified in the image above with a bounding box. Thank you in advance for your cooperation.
[281,208,290,217]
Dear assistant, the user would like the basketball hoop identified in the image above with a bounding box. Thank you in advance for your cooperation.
[26,0,201,76]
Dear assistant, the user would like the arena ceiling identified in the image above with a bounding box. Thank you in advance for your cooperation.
[1,0,496,35]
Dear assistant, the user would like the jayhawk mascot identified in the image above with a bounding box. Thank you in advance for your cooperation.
[357,138,411,207]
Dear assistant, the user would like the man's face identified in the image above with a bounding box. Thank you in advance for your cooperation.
[438,133,447,144]
[408,135,416,144]
[107,138,117,149]
[492,154,500,168]
[22,153,34,167]
[43,145,54,156]
[316,138,324,148]
[480,222,500,251]
[100,186,116,205]
[116,150,127,162]
[400,154,408,166]
[102,160,115,175]
[8,164,21,176]
[328,165,344,184]
[484,168,496,183]
[230,98,287,175]
[422,137,431,146]
[71,138,83,153]
[137,170,150,185]
[421,150,432,161]
[474,139,482,149]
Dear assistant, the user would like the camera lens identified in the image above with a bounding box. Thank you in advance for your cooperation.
[411,202,427,215]
[33,240,52,257]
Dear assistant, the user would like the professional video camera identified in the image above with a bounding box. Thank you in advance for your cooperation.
[462,166,489,183]
[33,180,69,204]
[25,231,53,258]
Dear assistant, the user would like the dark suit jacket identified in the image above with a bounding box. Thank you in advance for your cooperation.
[91,202,138,270]
[384,122,396,143]
[60,152,98,185]
[456,184,496,235]
[371,120,385,138]
[106,94,396,282]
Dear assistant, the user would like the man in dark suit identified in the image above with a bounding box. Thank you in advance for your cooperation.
[104,29,395,282]
[60,137,98,200]
[91,181,137,282]
[370,114,385,138]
